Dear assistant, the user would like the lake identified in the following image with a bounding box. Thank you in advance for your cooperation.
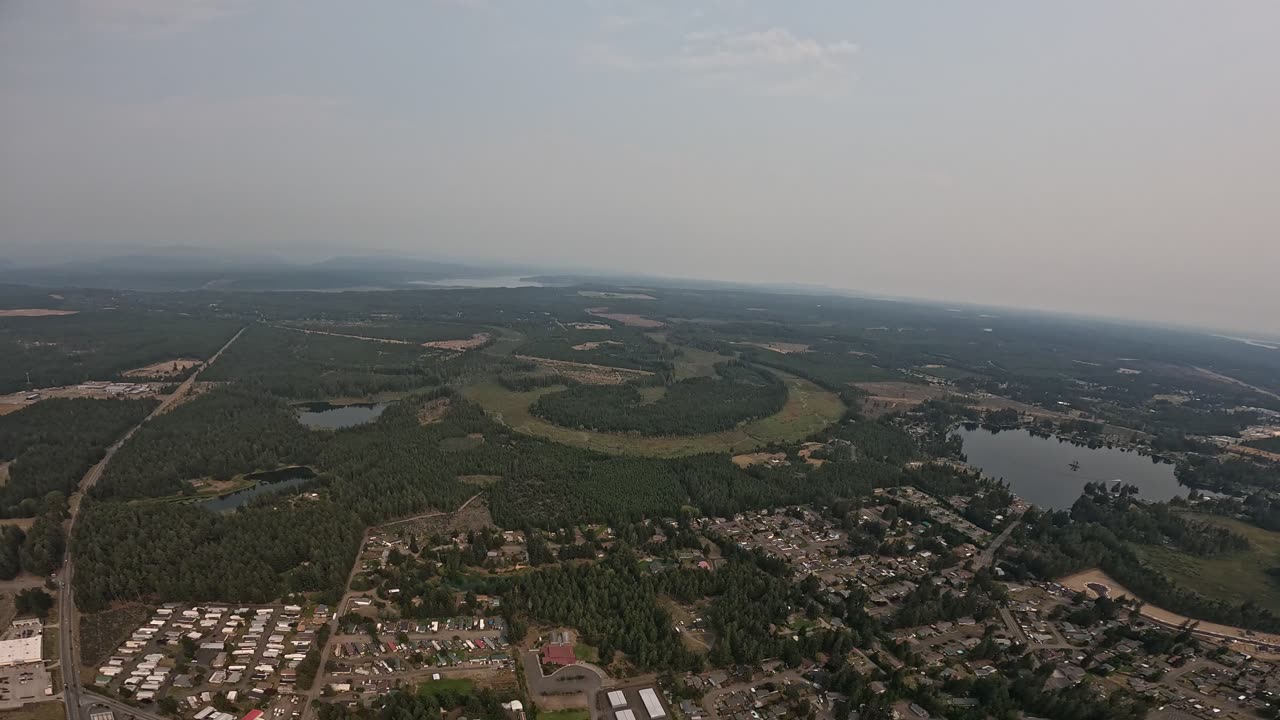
[202,466,317,512]
[955,426,1185,510]
[408,276,543,288]
[296,401,388,429]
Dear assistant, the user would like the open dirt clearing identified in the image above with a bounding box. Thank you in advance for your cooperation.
[123,358,201,377]
[0,463,8,487]
[514,355,652,385]
[566,322,612,330]
[571,341,622,351]
[731,452,787,468]
[424,332,492,351]
[0,309,77,317]
[1058,568,1280,652]
[0,406,21,417]
[855,381,954,417]
[418,397,451,425]
[464,371,844,457]
[749,342,811,354]
[587,308,665,328]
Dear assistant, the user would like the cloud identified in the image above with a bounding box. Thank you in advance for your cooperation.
[583,27,857,97]
[79,0,248,32]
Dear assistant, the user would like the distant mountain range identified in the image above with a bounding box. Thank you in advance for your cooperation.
[0,247,541,291]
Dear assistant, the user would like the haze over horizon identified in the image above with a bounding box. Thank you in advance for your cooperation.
[3,1,1278,334]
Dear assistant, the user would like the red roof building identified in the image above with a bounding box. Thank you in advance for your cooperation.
[541,643,576,666]
[242,711,264,720]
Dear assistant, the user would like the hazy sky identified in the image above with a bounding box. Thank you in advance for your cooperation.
[3,1,1279,333]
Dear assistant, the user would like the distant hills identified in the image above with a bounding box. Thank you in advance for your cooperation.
[0,247,540,291]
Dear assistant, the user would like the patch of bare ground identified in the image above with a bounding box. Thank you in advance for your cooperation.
[571,340,622,351]
[418,397,451,425]
[586,307,665,328]
[731,452,787,469]
[80,603,152,668]
[798,442,826,467]
[514,355,652,385]
[423,333,492,351]
[1058,569,1280,653]
[0,309,77,317]
[566,322,611,330]
[122,358,201,378]
[750,342,810,354]
[380,495,494,537]
[855,381,955,418]
[0,405,21,417]
[0,462,8,487]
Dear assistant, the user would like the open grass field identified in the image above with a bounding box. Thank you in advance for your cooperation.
[0,702,65,720]
[1133,513,1280,615]
[462,371,844,457]
[418,678,475,696]
[538,710,590,720]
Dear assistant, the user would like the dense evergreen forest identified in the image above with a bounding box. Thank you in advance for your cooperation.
[93,387,322,499]
[73,498,361,612]
[0,397,156,515]
[0,310,239,393]
[199,325,487,398]
[530,362,786,435]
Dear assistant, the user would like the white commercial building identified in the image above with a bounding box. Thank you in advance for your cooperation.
[639,688,666,719]
[0,635,42,666]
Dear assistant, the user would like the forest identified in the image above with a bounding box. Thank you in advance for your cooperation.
[0,310,240,394]
[93,386,322,499]
[0,397,156,515]
[198,324,487,398]
[530,362,786,435]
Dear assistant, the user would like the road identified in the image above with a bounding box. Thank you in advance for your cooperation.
[60,328,243,720]
[974,518,1020,570]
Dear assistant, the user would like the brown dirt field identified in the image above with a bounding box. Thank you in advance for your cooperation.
[586,308,665,328]
[418,397,452,425]
[731,452,787,469]
[566,322,612,331]
[750,342,811,354]
[798,442,827,467]
[0,462,8,487]
[423,332,492,351]
[1058,569,1280,652]
[0,309,77,317]
[571,340,622,351]
[514,355,652,385]
[0,405,21,417]
[122,358,201,378]
[1228,444,1280,464]
[855,381,954,417]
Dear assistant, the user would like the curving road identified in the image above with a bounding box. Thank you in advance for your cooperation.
[60,328,243,720]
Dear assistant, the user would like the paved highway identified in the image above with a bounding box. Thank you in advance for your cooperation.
[59,328,243,720]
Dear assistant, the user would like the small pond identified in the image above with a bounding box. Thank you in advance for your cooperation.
[955,426,1185,510]
[201,466,317,512]
[296,401,389,429]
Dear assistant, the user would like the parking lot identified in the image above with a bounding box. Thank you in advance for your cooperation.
[0,662,52,708]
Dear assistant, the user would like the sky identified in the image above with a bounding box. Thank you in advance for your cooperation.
[2,1,1279,334]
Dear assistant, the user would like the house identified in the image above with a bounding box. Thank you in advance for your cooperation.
[541,644,576,666]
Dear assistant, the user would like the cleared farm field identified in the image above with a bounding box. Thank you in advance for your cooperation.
[462,371,844,457]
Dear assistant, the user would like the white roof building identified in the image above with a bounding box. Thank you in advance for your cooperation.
[0,636,42,666]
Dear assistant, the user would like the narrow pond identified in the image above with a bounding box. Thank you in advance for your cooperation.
[296,401,388,429]
[955,426,1185,510]
[201,466,318,512]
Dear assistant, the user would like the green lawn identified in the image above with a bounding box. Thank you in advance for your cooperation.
[461,370,844,457]
[538,710,590,720]
[418,678,475,697]
[1134,513,1280,615]
[573,643,598,663]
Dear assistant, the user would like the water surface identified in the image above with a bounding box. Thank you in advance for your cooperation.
[956,426,1184,510]
[202,466,317,512]
[297,401,388,429]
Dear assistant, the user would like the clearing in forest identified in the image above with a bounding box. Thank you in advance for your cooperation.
[462,371,843,457]
[0,462,8,486]
[423,333,492,351]
[586,307,665,328]
[513,355,652,385]
[0,309,78,317]
[418,397,451,424]
[571,340,622,351]
[750,342,811,354]
[731,452,787,469]
[123,358,201,377]
[566,322,612,331]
